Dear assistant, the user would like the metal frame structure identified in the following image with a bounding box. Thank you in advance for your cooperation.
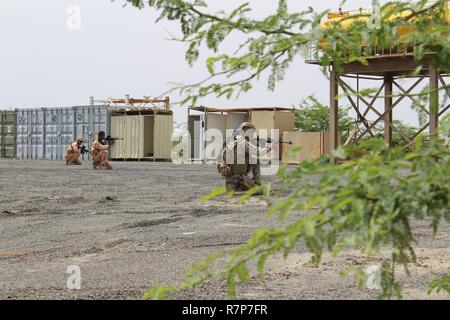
[308,54,449,163]
[90,94,170,111]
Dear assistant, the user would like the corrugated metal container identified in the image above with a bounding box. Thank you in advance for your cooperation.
[0,110,16,158]
[15,106,110,160]
[154,114,173,159]
[16,108,45,159]
[110,115,143,159]
[110,112,173,160]
[73,105,110,160]
[44,108,77,160]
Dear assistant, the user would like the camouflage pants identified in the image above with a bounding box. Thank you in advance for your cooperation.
[225,174,256,192]
[64,152,81,165]
[92,150,112,170]
[248,163,262,186]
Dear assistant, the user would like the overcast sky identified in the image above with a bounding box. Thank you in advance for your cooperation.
[0,0,423,125]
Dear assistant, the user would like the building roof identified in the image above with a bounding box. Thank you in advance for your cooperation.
[189,106,294,113]
[111,108,173,115]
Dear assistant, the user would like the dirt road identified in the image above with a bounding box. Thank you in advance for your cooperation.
[0,160,448,300]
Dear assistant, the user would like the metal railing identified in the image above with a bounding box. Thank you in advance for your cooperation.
[305,1,449,63]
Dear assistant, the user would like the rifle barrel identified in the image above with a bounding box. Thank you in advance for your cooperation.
[259,139,293,145]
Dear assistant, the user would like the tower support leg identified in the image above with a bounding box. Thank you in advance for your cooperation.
[330,67,339,164]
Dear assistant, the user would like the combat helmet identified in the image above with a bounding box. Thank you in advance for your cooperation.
[237,122,256,132]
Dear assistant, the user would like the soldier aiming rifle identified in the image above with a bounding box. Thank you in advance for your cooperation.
[218,122,276,192]
[91,131,117,170]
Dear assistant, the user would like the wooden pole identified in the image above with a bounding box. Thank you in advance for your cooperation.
[330,67,339,164]
[204,108,207,163]
[165,96,170,111]
[429,66,439,141]
[384,73,393,147]
[187,108,190,161]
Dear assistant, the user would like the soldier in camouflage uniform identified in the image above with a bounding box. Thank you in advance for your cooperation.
[64,137,84,165]
[217,122,270,192]
[91,131,114,170]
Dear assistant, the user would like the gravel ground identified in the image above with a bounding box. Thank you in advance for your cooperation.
[0,159,448,300]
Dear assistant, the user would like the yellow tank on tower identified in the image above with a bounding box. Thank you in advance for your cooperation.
[318,1,449,49]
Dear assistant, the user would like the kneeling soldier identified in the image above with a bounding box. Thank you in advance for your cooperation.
[91,131,113,170]
[64,137,85,165]
[218,122,270,192]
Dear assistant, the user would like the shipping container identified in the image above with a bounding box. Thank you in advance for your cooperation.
[16,108,45,159]
[15,106,110,160]
[0,110,16,158]
[73,105,110,160]
[188,107,251,162]
[187,106,293,162]
[110,110,173,161]
[43,108,77,160]
[188,113,205,161]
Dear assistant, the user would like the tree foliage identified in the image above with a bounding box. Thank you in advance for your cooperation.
[372,120,420,147]
[295,95,353,133]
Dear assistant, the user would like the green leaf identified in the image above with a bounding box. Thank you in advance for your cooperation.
[257,252,271,276]
[238,185,263,204]
[226,271,237,298]
[236,262,250,283]
[428,275,450,295]
[201,187,226,202]
[303,219,315,237]
[143,285,176,300]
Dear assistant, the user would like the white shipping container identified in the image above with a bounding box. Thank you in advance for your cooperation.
[188,110,248,162]
[188,113,205,161]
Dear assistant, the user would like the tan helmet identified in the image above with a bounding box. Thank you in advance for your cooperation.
[237,122,256,132]
[76,137,84,143]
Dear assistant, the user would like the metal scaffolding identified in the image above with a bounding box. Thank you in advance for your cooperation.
[309,53,449,163]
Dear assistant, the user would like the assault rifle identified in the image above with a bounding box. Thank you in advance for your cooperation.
[102,135,124,143]
[79,145,90,155]
[259,137,293,145]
